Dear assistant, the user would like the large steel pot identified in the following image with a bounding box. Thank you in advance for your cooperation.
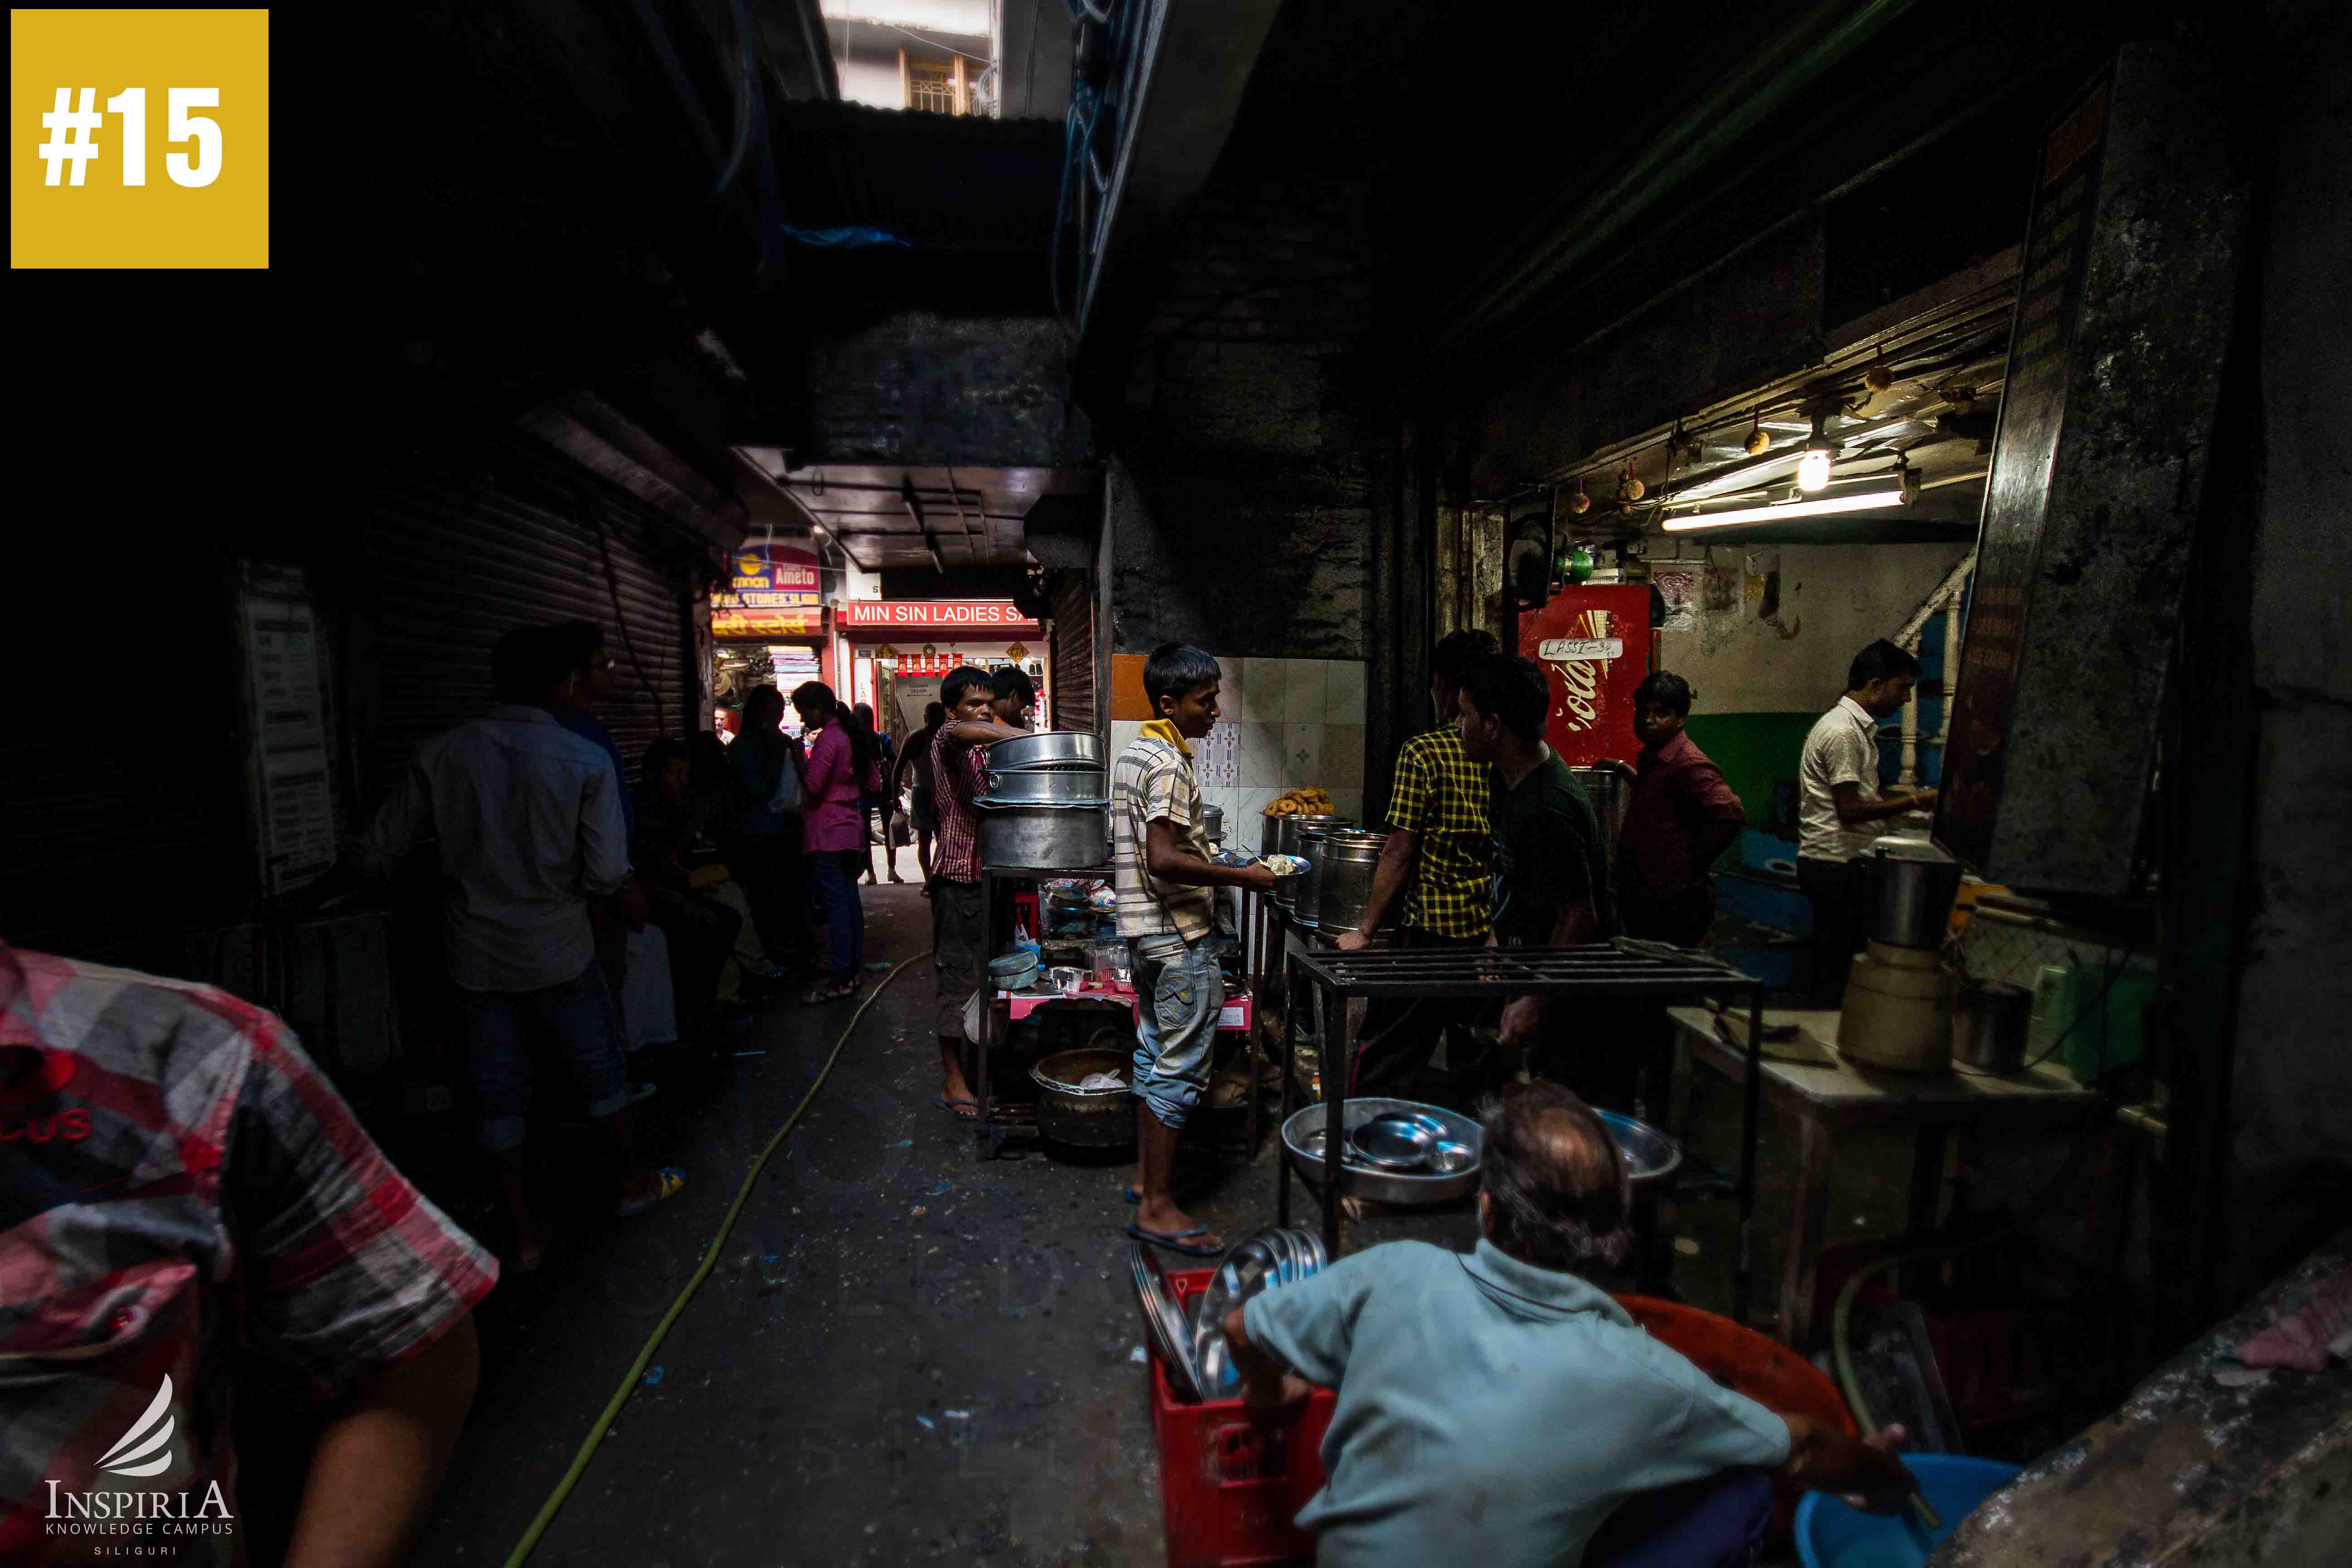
[1269,813,1345,913]
[1568,766,1632,868]
[978,801,1107,870]
[1868,834,1963,950]
[988,730,1104,771]
[1030,1046,1135,1147]
[1291,823,1351,930]
[1281,1098,1482,1206]
[1202,804,1224,848]
[1315,829,1390,934]
[982,766,1107,805]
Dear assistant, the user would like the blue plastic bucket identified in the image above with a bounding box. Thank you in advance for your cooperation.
[1795,1454,2023,1568]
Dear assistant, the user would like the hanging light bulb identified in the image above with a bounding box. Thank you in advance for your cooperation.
[1796,442,1834,492]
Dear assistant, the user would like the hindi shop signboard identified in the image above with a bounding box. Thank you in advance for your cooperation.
[713,541,823,637]
[838,601,1039,634]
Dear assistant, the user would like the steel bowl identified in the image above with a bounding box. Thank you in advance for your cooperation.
[1189,1226,1328,1396]
[1350,1112,1438,1169]
[1130,1242,1203,1401]
[1592,1108,1683,1185]
[1426,1140,1477,1175]
[1282,1098,1483,1206]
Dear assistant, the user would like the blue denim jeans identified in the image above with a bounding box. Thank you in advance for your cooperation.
[454,962,630,1153]
[1130,934,1224,1130]
[811,849,866,985]
[1586,1465,1774,1568]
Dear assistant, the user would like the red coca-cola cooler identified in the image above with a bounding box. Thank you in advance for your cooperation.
[1516,584,1656,765]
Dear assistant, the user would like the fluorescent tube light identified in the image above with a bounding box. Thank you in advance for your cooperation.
[1662,486,1909,531]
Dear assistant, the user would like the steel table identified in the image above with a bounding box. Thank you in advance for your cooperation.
[1275,941,1773,1323]
[1665,1004,2104,1346]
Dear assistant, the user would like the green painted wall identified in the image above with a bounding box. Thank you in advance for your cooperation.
[1685,712,1818,844]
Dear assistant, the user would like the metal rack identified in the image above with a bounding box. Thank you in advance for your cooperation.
[971,862,1113,1159]
[1275,940,1772,1324]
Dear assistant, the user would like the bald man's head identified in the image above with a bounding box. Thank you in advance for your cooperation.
[1478,1081,1635,1274]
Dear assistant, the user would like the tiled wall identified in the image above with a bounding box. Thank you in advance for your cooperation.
[1109,655,1368,842]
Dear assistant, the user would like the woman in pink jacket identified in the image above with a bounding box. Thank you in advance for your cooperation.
[793,681,881,1003]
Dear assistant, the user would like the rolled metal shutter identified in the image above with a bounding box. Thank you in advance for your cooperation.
[353,438,698,803]
[1047,571,1095,732]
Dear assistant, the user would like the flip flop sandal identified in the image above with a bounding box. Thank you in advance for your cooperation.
[935,1094,980,1122]
[508,1215,554,1275]
[801,981,858,1006]
[1126,1222,1224,1257]
[613,1166,686,1218]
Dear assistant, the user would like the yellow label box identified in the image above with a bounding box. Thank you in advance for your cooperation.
[12,9,269,268]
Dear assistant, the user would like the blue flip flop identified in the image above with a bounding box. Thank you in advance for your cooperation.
[1126,1221,1223,1257]
[614,1167,685,1218]
[1123,1186,1141,1204]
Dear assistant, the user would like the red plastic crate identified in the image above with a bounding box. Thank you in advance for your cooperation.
[1150,1269,1338,1568]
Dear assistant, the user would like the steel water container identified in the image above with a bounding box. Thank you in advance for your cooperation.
[1868,834,1963,950]
[1315,829,1391,934]
[1291,823,1351,930]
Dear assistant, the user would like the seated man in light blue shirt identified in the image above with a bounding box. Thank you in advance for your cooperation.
[1223,1083,1916,1567]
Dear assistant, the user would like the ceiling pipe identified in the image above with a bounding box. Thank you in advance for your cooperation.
[902,478,947,575]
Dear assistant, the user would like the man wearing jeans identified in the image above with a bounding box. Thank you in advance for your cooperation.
[362,625,684,1272]
[1112,645,1277,1257]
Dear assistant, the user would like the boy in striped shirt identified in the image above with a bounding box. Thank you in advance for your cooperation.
[1112,645,1276,1257]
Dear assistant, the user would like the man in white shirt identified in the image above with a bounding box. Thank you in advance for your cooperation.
[362,625,685,1272]
[1796,639,1939,1004]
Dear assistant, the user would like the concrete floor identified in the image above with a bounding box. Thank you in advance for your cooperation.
[409,878,1926,1567]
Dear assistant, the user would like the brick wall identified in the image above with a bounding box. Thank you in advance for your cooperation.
[1105,172,1382,662]
[800,310,1094,467]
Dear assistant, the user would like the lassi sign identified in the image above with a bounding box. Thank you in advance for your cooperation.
[1536,637,1623,662]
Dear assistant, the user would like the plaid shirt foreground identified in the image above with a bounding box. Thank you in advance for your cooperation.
[0,943,497,1566]
[929,728,990,883]
[1386,726,1493,939]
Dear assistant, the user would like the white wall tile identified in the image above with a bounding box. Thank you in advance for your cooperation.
[1282,722,1324,784]
[1328,788,1363,823]
[1110,719,1144,758]
[1208,659,1247,723]
[1235,658,1284,721]
[1234,721,1285,787]
[1325,660,1367,724]
[1234,789,1281,844]
[1199,786,1237,838]
[1197,720,1240,785]
[1322,725,1365,789]
[1281,660,1328,720]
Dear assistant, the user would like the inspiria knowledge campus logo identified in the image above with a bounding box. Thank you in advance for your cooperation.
[43,1377,236,1543]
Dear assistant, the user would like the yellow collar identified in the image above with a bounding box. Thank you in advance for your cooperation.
[1139,718,1192,757]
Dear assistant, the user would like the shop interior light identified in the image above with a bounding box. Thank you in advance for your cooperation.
[1662,477,1910,531]
[1796,442,1835,492]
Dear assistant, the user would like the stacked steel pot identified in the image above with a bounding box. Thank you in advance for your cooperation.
[978,731,1109,870]
[1263,813,1348,927]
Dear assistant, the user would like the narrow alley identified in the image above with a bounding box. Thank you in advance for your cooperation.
[6,3,2349,1567]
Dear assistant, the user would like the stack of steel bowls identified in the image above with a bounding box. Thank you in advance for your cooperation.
[1188,1226,1330,1397]
[979,731,1108,869]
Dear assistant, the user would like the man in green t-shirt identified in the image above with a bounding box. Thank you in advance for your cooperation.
[1456,654,1623,1098]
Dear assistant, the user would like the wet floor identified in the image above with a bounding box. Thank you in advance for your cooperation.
[396,880,1922,1566]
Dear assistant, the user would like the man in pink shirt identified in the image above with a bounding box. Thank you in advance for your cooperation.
[794,681,880,1005]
